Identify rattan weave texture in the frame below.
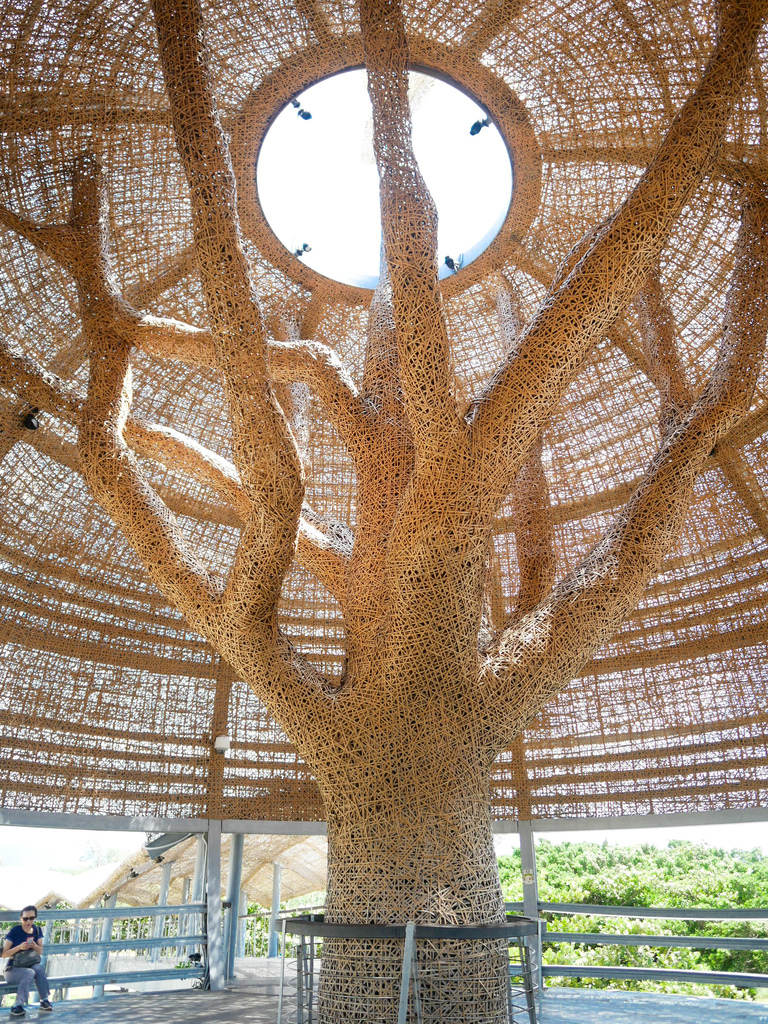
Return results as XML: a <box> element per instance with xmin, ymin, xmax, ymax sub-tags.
<box><xmin>0</xmin><ymin>0</ymin><xmax>766</xmax><ymax>838</ymax></box>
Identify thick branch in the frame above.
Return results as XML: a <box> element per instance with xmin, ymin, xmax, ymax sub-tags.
<box><xmin>133</xmin><ymin>318</ymin><xmax>368</xmax><ymax>457</ymax></box>
<box><xmin>80</xmin><ymin>332</ymin><xmax>222</xmax><ymax>621</ymax></box>
<box><xmin>360</xmin><ymin>0</ymin><xmax>462</xmax><ymax>453</ymax></box>
<box><xmin>480</xmin><ymin>193</ymin><xmax>768</xmax><ymax>749</ymax></box>
<box><xmin>153</xmin><ymin>0</ymin><xmax>304</xmax><ymax>625</ymax></box>
<box><xmin>0</xmin><ymin>336</ymin><xmax>350</xmax><ymax>603</ymax></box>
<box><xmin>345</xmin><ymin>260</ymin><xmax>416</xmax><ymax>676</ymax></box>
<box><xmin>470</xmin><ymin>0</ymin><xmax>768</xmax><ymax>505</ymax></box>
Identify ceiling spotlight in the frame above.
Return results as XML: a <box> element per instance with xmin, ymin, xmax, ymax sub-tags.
<box><xmin>213</xmin><ymin>734</ymin><xmax>231</xmax><ymax>753</ymax></box>
<box><xmin>469</xmin><ymin>117</ymin><xmax>491</xmax><ymax>136</ymax></box>
<box><xmin>293</xmin><ymin>243</ymin><xmax>312</xmax><ymax>257</ymax></box>
<box><xmin>22</xmin><ymin>408</ymin><xmax>40</xmax><ymax>430</ymax></box>
<box><xmin>290</xmin><ymin>98</ymin><xmax>312</xmax><ymax>119</ymax></box>
<box><xmin>444</xmin><ymin>255</ymin><xmax>464</xmax><ymax>274</ymax></box>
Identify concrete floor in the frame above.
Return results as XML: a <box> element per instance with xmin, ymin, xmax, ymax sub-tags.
<box><xmin>8</xmin><ymin>956</ymin><xmax>768</xmax><ymax>1024</ymax></box>
<box><xmin>540</xmin><ymin>988</ymin><xmax>768</xmax><ymax>1024</ymax></box>
<box><xmin>7</xmin><ymin>987</ymin><xmax>767</xmax><ymax>1023</ymax></box>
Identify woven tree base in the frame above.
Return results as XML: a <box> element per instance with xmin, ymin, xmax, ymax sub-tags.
<box><xmin>2</xmin><ymin>0</ymin><xmax>768</xmax><ymax>1020</ymax></box>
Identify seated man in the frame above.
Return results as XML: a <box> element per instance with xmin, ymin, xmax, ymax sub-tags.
<box><xmin>2</xmin><ymin>906</ymin><xmax>52</xmax><ymax>1016</ymax></box>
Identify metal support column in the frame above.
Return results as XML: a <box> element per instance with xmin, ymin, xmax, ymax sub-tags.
<box><xmin>206</xmin><ymin>820</ymin><xmax>224</xmax><ymax>991</ymax></box>
<box><xmin>267</xmin><ymin>861</ymin><xmax>283</xmax><ymax>958</ymax></box>
<box><xmin>519</xmin><ymin>819</ymin><xmax>541</xmax><ymax>1012</ymax></box>
<box><xmin>225</xmin><ymin>832</ymin><xmax>244</xmax><ymax>981</ymax></box>
<box><xmin>151</xmin><ymin>860</ymin><xmax>172</xmax><ymax>963</ymax></box>
<box><xmin>93</xmin><ymin>893</ymin><xmax>117</xmax><ymax>998</ymax></box>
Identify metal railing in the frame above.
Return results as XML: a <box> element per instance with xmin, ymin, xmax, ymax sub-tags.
<box><xmin>277</xmin><ymin>914</ymin><xmax>540</xmax><ymax>1024</ymax></box>
<box><xmin>0</xmin><ymin>905</ymin><xmax>207</xmax><ymax>1000</ymax></box>
<box><xmin>518</xmin><ymin>901</ymin><xmax>768</xmax><ymax>991</ymax></box>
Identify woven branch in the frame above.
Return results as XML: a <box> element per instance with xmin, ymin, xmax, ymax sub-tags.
<box><xmin>469</xmin><ymin>0</ymin><xmax>768</xmax><ymax>506</ymax></box>
<box><xmin>482</xmin><ymin>192</ymin><xmax>768</xmax><ymax>748</ymax></box>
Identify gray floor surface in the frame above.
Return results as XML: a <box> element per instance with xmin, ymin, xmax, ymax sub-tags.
<box><xmin>7</xmin><ymin>984</ymin><xmax>768</xmax><ymax>1023</ymax></box>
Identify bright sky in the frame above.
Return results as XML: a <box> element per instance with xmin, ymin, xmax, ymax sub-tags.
<box><xmin>494</xmin><ymin>821</ymin><xmax>768</xmax><ymax>857</ymax></box>
<box><xmin>0</xmin><ymin>826</ymin><xmax>145</xmax><ymax>871</ymax></box>
<box><xmin>0</xmin><ymin>820</ymin><xmax>767</xmax><ymax>879</ymax></box>
<box><xmin>257</xmin><ymin>69</ymin><xmax>512</xmax><ymax>288</ymax></box>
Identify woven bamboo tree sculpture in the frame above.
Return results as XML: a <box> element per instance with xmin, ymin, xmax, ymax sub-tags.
<box><xmin>2</xmin><ymin>0</ymin><xmax>768</xmax><ymax>1018</ymax></box>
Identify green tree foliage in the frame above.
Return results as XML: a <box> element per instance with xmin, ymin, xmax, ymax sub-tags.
<box><xmin>498</xmin><ymin>840</ymin><xmax>768</xmax><ymax>999</ymax></box>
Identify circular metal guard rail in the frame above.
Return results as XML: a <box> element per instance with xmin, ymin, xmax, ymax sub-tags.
<box><xmin>278</xmin><ymin>914</ymin><xmax>543</xmax><ymax>1023</ymax></box>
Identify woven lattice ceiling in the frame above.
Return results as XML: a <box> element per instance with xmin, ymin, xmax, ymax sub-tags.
<box><xmin>0</xmin><ymin>0</ymin><xmax>767</xmax><ymax>825</ymax></box>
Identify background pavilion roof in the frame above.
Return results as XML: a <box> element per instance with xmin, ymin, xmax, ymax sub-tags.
<box><xmin>0</xmin><ymin>0</ymin><xmax>767</xmax><ymax>823</ymax></box>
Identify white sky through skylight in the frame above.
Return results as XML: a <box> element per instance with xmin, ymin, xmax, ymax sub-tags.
<box><xmin>257</xmin><ymin>69</ymin><xmax>513</xmax><ymax>288</ymax></box>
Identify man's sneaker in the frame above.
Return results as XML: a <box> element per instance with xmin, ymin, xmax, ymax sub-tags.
<box><xmin>39</xmin><ymin>1001</ymin><xmax>53</xmax><ymax>1012</ymax></box>
<box><xmin>10</xmin><ymin>1006</ymin><xmax>25</xmax><ymax>1017</ymax></box>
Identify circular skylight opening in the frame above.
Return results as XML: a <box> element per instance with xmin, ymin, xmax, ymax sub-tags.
<box><xmin>256</xmin><ymin>69</ymin><xmax>513</xmax><ymax>289</ymax></box>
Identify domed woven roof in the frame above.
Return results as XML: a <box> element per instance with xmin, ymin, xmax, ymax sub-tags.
<box><xmin>0</xmin><ymin>0</ymin><xmax>766</xmax><ymax>823</ymax></box>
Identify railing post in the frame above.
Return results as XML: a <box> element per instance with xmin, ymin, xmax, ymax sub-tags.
<box><xmin>225</xmin><ymin>831</ymin><xmax>244</xmax><ymax>981</ymax></box>
<box><xmin>93</xmin><ymin>893</ymin><xmax>117</xmax><ymax>999</ymax></box>
<box><xmin>398</xmin><ymin>921</ymin><xmax>416</xmax><ymax>1024</ymax></box>
<box><xmin>237</xmin><ymin>889</ymin><xmax>247</xmax><ymax>958</ymax></box>
<box><xmin>206</xmin><ymin>820</ymin><xmax>224</xmax><ymax>991</ymax></box>
<box><xmin>268</xmin><ymin>862</ymin><xmax>283</xmax><ymax>958</ymax></box>
<box><xmin>519</xmin><ymin>819</ymin><xmax>541</xmax><ymax>1014</ymax></box>
<box><xmin>40</xmin><ymin>910</ymin><xmax>54</xmax><ymax>974</ymax></box>
<box><xmin>178</xmin><ymin>876</ymin><xmax>190</xmax><ymax>954</ymax></box>
<box><xmin>190</xmin><ymin>836</ymin><xmax>206</xmax><ymax>955</ymax></box>
<box><xmin>151</xmin><ymin>860</ymin><xmax>173</xmax><ymax>963</ymax></box>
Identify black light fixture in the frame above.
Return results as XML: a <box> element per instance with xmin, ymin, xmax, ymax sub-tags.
<box><xmin>291</xmin><ymin>97</ymin><xmax>312</xmax><ymax>120</ymax></box>
<box><xmin>469</xmin><ymin>117</ymin><xmax>491</xmax><ymax>136</ymax></box>
<box><xmin>22</xmin><ymin>407</ymin><xmax>40</xmax><ymax>431</ymax></box>
<box><xmin>293</xmin><ymin>243</ymin><xmax>312</xmax><ymax>258</ymax></box>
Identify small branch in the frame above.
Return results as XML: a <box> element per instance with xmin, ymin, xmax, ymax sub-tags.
<box><xmin>80</xmin><ymin>331</ymin><xmax>222</xmax><ymax>622</ymax></box>
<box><xmin>0</xmin><ymin>205</ymin><xmax>80</xmax><ymax>269</ymax></box>
<box><xmin>135</xmin><ymin>315</ymin><xmax>216</xmax><ymax>368</ymax></box>
<box><xmin>269</xmin><ymin>339</ymin><xmax>368</xmax><ymax>452</ymax></box>
<box><xmin>490</xmin><ymin>279</ymin><xmax>555</xmax><ymax>626</ymax></box>
<box><xmin>633</xmin><ymin>265</ymin><xmax>694</xmax><ymax>440</ymax></box>
<box><xmin>0</xmin><ymin>337</ymin><xmax>82</xmax><ymax>421</ymax></box>
<box><xmin>507</xmin><ymin>435</ymin><xmax>556</xmax><ymax>623</ymax></box>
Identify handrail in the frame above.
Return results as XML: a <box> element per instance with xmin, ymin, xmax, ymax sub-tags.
<box><xmin>44</xmin><ymin>934</ymin><xmax>207</xmax><ymax>955</ymax></box>
<box><xmin>282</xmin><ymin>914</ymin><xmax>540</xmax><ymax>941</ymax></box>
<box><xmin>0</xmin><ymin>967</ymin><xmax>204</xmax><ymax>992</ymax></box>
<box><xmin>537</xmin><ymin>902</ymin><xmax>768</xmax><ymax>920</ymax></box>
<box><xmin>0</xmin><ymin>904</ymin><xmax>207</xmax><ymax>921</ymax></box>
<box><xmin>545</xmin><ymin>930</ymin><xmax>768</xmax><ymax>951</ymax></box>
<box><xmin>535</xmin><ymin>901</ymin><xmax>768</xmax><ymax>990</ymax></box>
<box><xmin>542</xmin><ymin>965</ymin><xmax>768</xmax><ymax>988</ymax></box>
